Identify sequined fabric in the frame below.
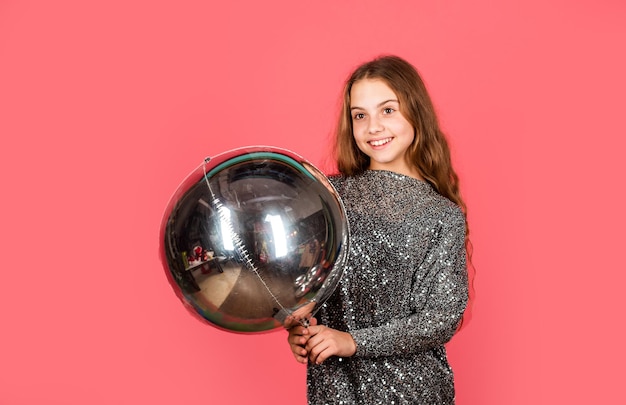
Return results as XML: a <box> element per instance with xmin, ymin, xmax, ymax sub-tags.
<box><xmin>307</xmin><ymin>170</ymin><xmax>468</xmax><ymax>405</ymax></box>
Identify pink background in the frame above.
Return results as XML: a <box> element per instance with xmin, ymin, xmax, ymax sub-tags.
<box><xmin>1</xmin><ymin>0</ymin><xmax>625</xmax><ymax>403</ymax></box>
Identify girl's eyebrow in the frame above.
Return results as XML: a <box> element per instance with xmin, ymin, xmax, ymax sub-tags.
<box><xmin>350</xmin><ymin>99</ymin><xmax>399</xmax><ymax>110</ymax></box>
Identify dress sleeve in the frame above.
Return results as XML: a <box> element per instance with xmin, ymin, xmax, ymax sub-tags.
<box><xmin>349</xmin><ymin>206</ymin><xmax>469</xmax><ymax>358</ymax></box>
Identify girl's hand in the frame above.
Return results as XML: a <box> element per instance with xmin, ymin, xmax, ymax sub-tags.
<box><xmin>286</xmin><ymin>317</ymin><xmax>318</xmax><ymax>364</ymax></box>
<box><xmin>305</xmin><ymin>325</ymin><xmax>357</xmax><ymax>365</ymax></box>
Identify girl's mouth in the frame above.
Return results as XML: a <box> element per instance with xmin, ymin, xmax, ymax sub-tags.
<box><xmin>369</xmin><ymin>137</ymin><xmax>392</xmax><ymax>147</ymax></box>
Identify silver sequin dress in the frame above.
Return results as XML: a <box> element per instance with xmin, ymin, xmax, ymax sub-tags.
<box><xmin>308</xmin><ymin>170</ymin><xmax>468</xmax><ymax>405</ymax></box>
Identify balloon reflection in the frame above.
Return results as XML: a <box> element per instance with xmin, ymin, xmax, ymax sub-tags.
<box><xmin>160</xmin><ymin>146</ymin><xmax>349</xmax><ymax>333</ymax></box>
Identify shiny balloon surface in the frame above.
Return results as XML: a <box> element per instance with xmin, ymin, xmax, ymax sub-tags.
<box><xmin>160</xmin><ymin>146</ymin><xmax>349</xmax><ymax>333</ymax></box>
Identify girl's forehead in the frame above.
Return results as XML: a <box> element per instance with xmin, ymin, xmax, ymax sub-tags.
<box><xmin>350</xmin><ymin>79</ymin><xmax>398</xmax><ymax>104</ymax></box>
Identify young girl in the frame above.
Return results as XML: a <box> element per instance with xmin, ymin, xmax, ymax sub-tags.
<box><xmin>287</xmin><ymin>55</ymin><xmax>470</xmax><ymax>404</ymax></box>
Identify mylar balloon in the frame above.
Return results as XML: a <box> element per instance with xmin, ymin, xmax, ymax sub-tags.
<box><xmin>160</xmin><ymin>146</ymin><xmax>349</xmax><ymax>333</ymax></box>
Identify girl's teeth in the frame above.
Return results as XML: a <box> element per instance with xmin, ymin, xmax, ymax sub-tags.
<box><xmin>371</xmin><ymin>138</ymin><xmax>391</xmax><ymax>146</ymax></box>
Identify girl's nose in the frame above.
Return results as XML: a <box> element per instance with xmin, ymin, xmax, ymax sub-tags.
<box><xmin>368</xmin><ymin>117</ymin><xmax>383</xmax><ymax>134</ymax></box>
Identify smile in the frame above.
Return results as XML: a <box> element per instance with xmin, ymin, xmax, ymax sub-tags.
<box><xmin>369</xmin><ymin>137</ymin><xmax>392</xmax><ymax>147</ymax></box>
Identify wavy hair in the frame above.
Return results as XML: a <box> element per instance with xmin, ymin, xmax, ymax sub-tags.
<box><xmin>334</xmin><ymin>55</ymin><xmax>474</xmax><ymax>328</ymax></box>
<box><xmin>336</xmin><ymin>56</ymin><xmax>466</xmax><ymax>214</ymax></box>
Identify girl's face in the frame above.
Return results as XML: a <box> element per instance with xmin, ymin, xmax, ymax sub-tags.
<box><xmin>350</xmin><ymin>79</ymin><xmax>419</xmax><ymax>178</ymax></box>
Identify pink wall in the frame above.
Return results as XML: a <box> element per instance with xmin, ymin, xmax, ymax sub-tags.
<box><xmin>1</xmin><ymin>1</ymin><xmax>625</xmax><ymax>403</ymax></box>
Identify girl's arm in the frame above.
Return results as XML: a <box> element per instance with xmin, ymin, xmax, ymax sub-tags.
<box><xmin>349</xmin><ymin>207</ymin><xmax>469</xmax><ymax>358</ymax></box>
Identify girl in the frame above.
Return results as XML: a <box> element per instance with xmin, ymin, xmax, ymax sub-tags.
<box><xmin>287</xmin><ymin>55</ymin><xmax>470</xmax><ymax>404</ymax></box>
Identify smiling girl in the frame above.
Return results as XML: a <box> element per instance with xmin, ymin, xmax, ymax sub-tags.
<box><xmin>287</xmin><ymin>55</ymin><xmax>471</xmax><ymax>404</ymax></box>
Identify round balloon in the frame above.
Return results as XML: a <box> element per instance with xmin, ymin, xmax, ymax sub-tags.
<box><xmin>159</xmin><ymin>146</ymin><xmax>349</xmax><ymax>333</ymax></box>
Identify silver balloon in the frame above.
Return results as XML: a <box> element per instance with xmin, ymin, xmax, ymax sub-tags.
<box><xmin>160</xmin><ymin>146</ymin><xmax>349</xmax><ymax>333</ymax></box>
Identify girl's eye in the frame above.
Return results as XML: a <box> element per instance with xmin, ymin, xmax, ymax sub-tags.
<box><xmin>353</xmin><ymin>113</ymin><xmax>365</xmax><ymax>120</ymax></box>
<box><xmin>383</xmin><ymin>107</ymin><xmax>395</xmax><ymax>114</ymax></box>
